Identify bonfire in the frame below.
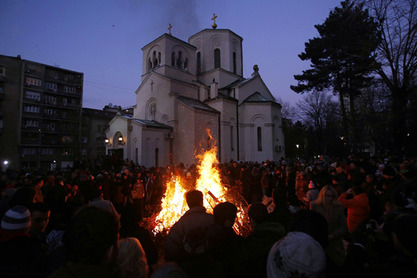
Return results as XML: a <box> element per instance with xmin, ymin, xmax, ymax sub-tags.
<box><xmin>145</xmin><ymin>135</ymin><xmax>250</xmax><ymax>237</ymax></box>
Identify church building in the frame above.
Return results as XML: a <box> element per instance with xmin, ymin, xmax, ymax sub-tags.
<box><xmin>105</xmin><ymin>18</ymin><xmax>285</xmax><ymax>168</ymax></box>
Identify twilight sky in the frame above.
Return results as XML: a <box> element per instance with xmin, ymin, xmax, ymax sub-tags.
<box><xmin>1</xmin><ymin>0</ymin><xmax>340</xmax><ymax>110</ymax></box>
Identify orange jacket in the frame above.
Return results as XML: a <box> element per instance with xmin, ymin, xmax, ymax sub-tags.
<box><xmin>338</xmin><ymin>192</ymin><xmax>370</xmax><ymax>232</ymax></box>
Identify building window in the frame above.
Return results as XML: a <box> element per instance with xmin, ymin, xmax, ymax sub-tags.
<box><xmin>45</xmin><ymin>82</ymin><xmax>57</xmax><ymax>92</ymax></box>
<box><xmin>45</xmin><ymin>122</ymin><xmax>55</xmax><ymax>131</ymax></box>
<box><xmin>24</xmin><ymin>105</ymin><xmax>40</xmax><ymax>113</ymax></box>
<box><xmin>44</xmin><ymin>108</ymin><xmax>56</xmax><ymax>115</ymax></box>
<box><xmin>62</xmin><ymin>149</ymin><xmax>72</xmax><ymax>155</ymax></box>
<box><xmin>171</xmin><ymin>52</ymin><xmax>175</xmax><ymax>66</ymax></box>
<box><xmin>24</xmin><ymin>119</ymin><xmax>39</xmax><ymax>128</ymax></box>
<box><xmin>233</xmin><ymin>52</ymin><xmax>237</xmax><ymax>74</ymax></box>
<box><xmin>214</xmin><ymin>48</ymin><xmax>221</xmax><ymax>68</ymax></box>
<box><xmin>230</xmin><ymin>126</ymin><xmax>234</xmax><ymax>151</ymax></box>
<box><xmin>0</xmin><ymin>67</ymin><xmax>6</xmax><ymax>77</ymax></box>
<box><xmin>45</xmin><ymin>95</ymin><xmax>57</xmax><ymax>105</ymax></box>
<box><xmin>23</xmin><ymin>148</ymin><xmax>37</xmax><ymax>155</ymax></box>
<box><xmin>197</xmin><ymin>52</ymin><xmax>201</xmax><ymax>74</ymax></box>
<box><xmin>64</xmin><ymin>86</ymin><xmax>76</xmax><ymax>93</ymax></box>
<box><xmin>26</xmin><ymin>77</ymin><xmax>42</xmax><ymax>86</ymax></box>
<box><xmin>257</xmin><ymin>127</ymin><xmax>262</xmax><ymax>151</ymax></box>
<box><xmin>150</xmin><ymin>103</ymin><xmax>156</xmax><ymax>120</ymax></box>
<box><xmin>176</xmin><ymin>51</ymin><xmax>183</xmax><ymax>69</ymax></box>
<box><xmin>25</xmin><ymin>91</ymin><xmax>41</xmax><ymax>101</ymax></box>
<box><xmin>41</xmin><ymin>148</ymin><xmax>54</xmax><ymax>155</ymax></box>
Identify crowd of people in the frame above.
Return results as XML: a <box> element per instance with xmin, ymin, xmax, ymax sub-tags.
<box><xmin>0</xmin><ymin>153</ymin><xmax>416</xmax><ymax>277</ymax></box>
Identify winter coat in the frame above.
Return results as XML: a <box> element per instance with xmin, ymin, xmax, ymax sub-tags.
<box><xmin>165</xmin><ymin>205</ymin><xmax>213</xmax><ymax>261</ymax></box>
<box><xmin>241</xmin><ymin>221</ymin><xmax>286</xmax><ymax>278</ymax></box>
<box><xmin>311</xmin><ymin>202</ymin><xmax>347</xmax><ymax>266</ymax></box>
<box><xmin>338</xmin><ymin>192</ymin><xmax>370</xmax><ymax>232</ymax></box>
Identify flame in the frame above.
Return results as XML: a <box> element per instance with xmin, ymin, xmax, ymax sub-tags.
<box><xmin>151</xmin><ymin>130</ymin><xmax>250</xmax><ymax>236</ymax></box>
<box><xmin>153</xmin><ymin>176</ymin><xmax>188</xmax><ymax>234</ymax></box>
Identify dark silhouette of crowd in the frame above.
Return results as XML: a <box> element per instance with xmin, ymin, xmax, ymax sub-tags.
<box><xmin>0</xmin><ymin>153</ymin><xmax>416</xmax><ymax>277</ymax></box>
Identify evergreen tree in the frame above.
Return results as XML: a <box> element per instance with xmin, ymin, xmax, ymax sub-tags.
<box><xmin>291</xmin><ymin>0</ymin><xmax>380</xmax><ymax>153</ymax></box>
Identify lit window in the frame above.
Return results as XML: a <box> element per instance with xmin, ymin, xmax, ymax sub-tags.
<box><xmin>26</xmin><ymin>77</ymin><xmax>42</xmax><ymax>86</ymax></box>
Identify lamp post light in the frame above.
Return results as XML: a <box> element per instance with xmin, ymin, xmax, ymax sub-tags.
<box><xmin>118</xmin><ymin>135</ymin><xmax>125</xmax><ymax>145</ymax></box>
<box><xmin>2</xmin><ymin>160</ymin><xmax>9</xmax><ymax>172</ymax></box>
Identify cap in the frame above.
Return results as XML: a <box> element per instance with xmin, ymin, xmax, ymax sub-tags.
<box><xmin>1</xmin><ymin>205</ymin><xmax>31</xmax><ymax>230</ymax></box>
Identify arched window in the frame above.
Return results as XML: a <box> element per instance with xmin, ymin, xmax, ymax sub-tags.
<box><xmin>158</xmin><ymin>52</ymin><xmax>161</xmax><ymax>65</ymax></box>
<box><xmin>233</xmin><ymin>52</ymin><xmax>237</xmax><ymax>74</ymax></box>
<box><xmin>152</xmin><ymin>51</ymin><xmax>157</xmax><ymax>68</ymax></box>
<box><xmin>171</xmin><ymin>52</ymin><xmax>175</xmax><ymax>66</ymax></box>
<box><xmin>257</xmin><ymin>127</ymin><xmax>262</xmax><ymax>151</ymax></box>
<box><xmin>214</xmin><ymin>48</ymin><xmax>220</xmax><ymax>68</ymax></box>
<box><xmin>197</xmin><ymin>52</ymin><xmax>201</xmax><ymax>74</ymax></box>
<box><xmin>184</xmin><ymin>58</ymin><xmax>188</xmax><ymax>71</ymax></box>
<box><xmin>150</xmin><ymin>103</ymin><xmax>156</xmax><ymax>120</ymax></box>
<box><xmin>176</xmin><ymin>51</ymin><xmax>183</xmax><ymax>69</ymax></box>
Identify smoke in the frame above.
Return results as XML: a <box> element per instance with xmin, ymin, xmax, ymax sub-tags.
<box><xmin>128</xmin><ymin>0</ymin><xmax>202</xmax><ymax>41</ymax></box>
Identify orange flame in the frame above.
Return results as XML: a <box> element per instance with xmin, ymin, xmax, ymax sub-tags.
<box><xmin>152</xmin><ymin>130</ymin><xmax>249</xmax><ymax>236</ymax></box>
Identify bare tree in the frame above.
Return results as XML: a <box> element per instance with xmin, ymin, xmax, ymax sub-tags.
<box><xmin>275</xmin><ymin>96</ymin><xmax>297</xmax><ymax>121</ymax></box>
<box><xmin>360</xmin><ymin>0</ymin><xmax>417</xmax><ymax>153</ymax></box>
<box><xmin>296</xmin><ymin>91</ymin><xmax>340</xmax><ymax>154</ymax></box>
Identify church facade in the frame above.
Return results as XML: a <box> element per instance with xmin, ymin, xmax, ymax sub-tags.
<box><xmin>105</xmin><ymin>24</ymin><xmax>285</xmax><ymax>168</ymax></box>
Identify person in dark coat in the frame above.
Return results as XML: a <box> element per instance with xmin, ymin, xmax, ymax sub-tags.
<box><xmin>242</xmin><ymin>202</ymin><xmax>286</xmax><ymax>278</ymax></box>
<box><xmin>165</xmin><ymin>190</ymin><xmax>214</xmax><ymax>262</ymax></box>
<box><xmin>0</xmin><ymin>205</ymin><xmax>43</xmax><ymax>278</ymax></box>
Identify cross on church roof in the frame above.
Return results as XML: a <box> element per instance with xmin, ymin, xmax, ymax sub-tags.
<box><xmin>211</xmin><ymin>13</ymin><xmax>217</xmax><ymax>29</ymax></box>
<box><xmin>168</xmin><ymin>24</ymin><xmax>172</xmax><ymax>35</ymax></box>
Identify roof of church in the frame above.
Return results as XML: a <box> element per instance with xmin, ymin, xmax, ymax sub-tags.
<box><xmin>220</xmin><ymin>72</ymin><xmax>260</xmax><ymax>90</ymax></box>
<box><xmin>189</xmin><ymin>28</ymin><xmax>243</xmax><ymax>41</ymax></box>
<box><xmin>242</xmin><ymin>92</ymin><xmax>275</xmax><ymax>103</ymax></box>
<box><xmin>120</xmin><ymin>115</ymin><xmax>172</xmax><ymax>129</ymax></box>
<box><xmin>142</xmin><ymin>33</ymin><xmax>197</xmax><ymax>50</ymax></box>
<box><xmin>177</xmin><ymin>95</ymin><xmax>220</xmax><ymax>113</ymax></box>
<box><xmin>220</xmin><ymin>78</ymin><xmax>247</xmax><ymax>90</ymax></box>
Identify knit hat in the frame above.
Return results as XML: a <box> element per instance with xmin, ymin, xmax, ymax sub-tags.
<box><xmin>1</xmin><ymin>205</ymin><xmax>31</xmax><ymax>231</ymax></box>
<box><xmin>267</xmin><ymin>232</ymin><xmax>326</xmax><ymax>278</ymax></box>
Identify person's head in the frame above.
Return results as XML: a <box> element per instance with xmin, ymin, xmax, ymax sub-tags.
<box><xmin>29</xmin><ymin>202</ymin><xmax>51</xmax><ymax>235</ymax></box>
<box><xmin>365</xmin><ymin>174</ymin><xmax>374</xmax><ymax>184</ymax></box>
<box><xmin>213</xmin><ymin>202</ymin><xmax>237</xmax><ymax>227</ymax></box>
<box><xmin>267</xmin><ymin>232</ymin><xmax>326</xmax><ymax>278</ymax></box>
<box><xmin>9</xmin><ymin>186</ymin><xmax>36</xmax><ymax>208</ymax></box>
<box><xmin>336</xmin><ymin>165</ymin><xmax>344</xmax><ymax>174</ymax></box>
<box><xmin>248</xmin><ymin>202</ymin><xmax>268</xmax><ymax>227</ymax></box>
<box><xmin>185</xmin><ymin>190</ymin><xmax>203</xmax><ymax>209</ymax></box>
<box><xmin>351</xmin><ymin>183</ymin><xmax>364</xmax><ymax>195</ymax></box>
<box><xmin>32</xmin><ymin>176</ymin><xmax>44</xmax><ymax>188</ymax></box>
<box><xmin>1</xmin><ymin>205</ymin><xmax>31</xmax><ymax>232</ymax></box>
<box><xmin>315</xmin><ymin>185</ymin><xmax>338</xmax><ymax>207</ymax></box>
<box><xmin>64</xmin><ymin>205</ymin><xmax>119</xmax><ymax>265</ymax></box>
<box><xmin>118</xmin><ymin>237</ymin><xmax>149</xmax><ymax>278</ymax></box>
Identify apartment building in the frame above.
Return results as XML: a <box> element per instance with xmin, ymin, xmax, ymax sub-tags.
<box><xmin>0</xmin><ymin>54</ymin><xmax>83</xmax><ymax>170</ymax></box>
